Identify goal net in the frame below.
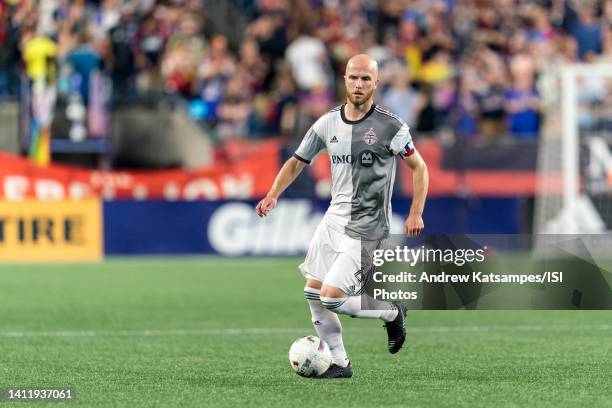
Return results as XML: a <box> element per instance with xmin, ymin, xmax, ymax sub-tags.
<box><xmin>534</xmin><ymin>63</ymin><xmax>612</xmax><ymax>234</ymax></box>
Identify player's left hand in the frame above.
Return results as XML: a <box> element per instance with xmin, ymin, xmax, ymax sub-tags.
<box><xmin>404</xmin><ymin>213</ymin><xmax>424</xmax><ymax>236</ymax></box>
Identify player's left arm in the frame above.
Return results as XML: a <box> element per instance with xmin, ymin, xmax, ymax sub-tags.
<box><xmin>402</xmin><ymin>149</ymin><xmax>428</xmax><ymax>236</ymax></box>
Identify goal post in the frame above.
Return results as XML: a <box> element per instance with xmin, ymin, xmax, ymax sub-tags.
<box><xmin>535</xmin><ymin>63</ymin><xmax>612</xmax><ymax>234</ymax></box>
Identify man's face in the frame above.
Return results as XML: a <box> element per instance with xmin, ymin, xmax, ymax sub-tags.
<box><xmin>344</xmin><ymin>62</ymin><xmax>378</xmax><ymax>106</ymax></box>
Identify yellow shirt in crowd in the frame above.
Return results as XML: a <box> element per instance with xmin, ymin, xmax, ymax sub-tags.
<box><xmin>24</xmin><ymin>36</ymin><xmax>57</xmax><ymax>81</ymax></box>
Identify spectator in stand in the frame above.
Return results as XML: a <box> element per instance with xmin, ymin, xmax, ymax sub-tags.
<box><xmin>301</xmin><ymin>79</ymin><xmax>333</xmax><ymax>120</ymax></box>
<box><xmin>268</xmin><ymin>59</ymin><xmax>299</xmax><ymax>139</ymax></box>
<box><xmin>451</xmin><ymin>66</ymin><xmax>480</xmax><ymax>141</ymax></box>
<box><xmin>65</xmin><ymin>31</ymin><xmax>101</xmax><ymax>105</ymax></box>
<box><xmin>599</xmin><ymin>23</ymin><xmax>612</xmax><ymax>63</ymax></box>
<box><xmin>161</xmin><ymin>42</ymin><xmax>194</xmax><ymax>97</ymax></box>
<box><xmin>571</xmin><ymin>6</ymin><xmax>603</xmax><ymax>60</ymax></box>
<box><xmin>91</xmin><ymin>0</ymin><xmax>121</xmax><ymax>41</ymax></box>
<box><xmin>398</xmin><ymin>11</ymin><xmax>423</xmax><ymax>76</ymax></box>
<box><xmin>477</xmin><ymin>52</ymin><xmax>508</xmax><ymax>142</ymax></box>
<box><xmin>472</xmin><ymin>4</ymin><xmax>507</xmax><ymax>53</ymax></box>
<box><xmin>505</xmin><ymin>54</ymin><xmax>541</xmax><ymax>140</ymax></box>
<box><xmin>415</xmin><ymin>84</ymin><xmax>437</xmax><ymax>133</ymax></box>
<box><xmin>238</xmin><ymin>37</ymin><xmax>268</xmax><ymax>94</ymax></box>
<box><xmin>194</xmin><ymin>34</ymin><xmax>236</xmax><ymax>123</ymax></box>
<box><xmin>246</xmin><ymin>93</ymin><xmax>276</xmax><ymax>137</ymax></box>
<box><xmin>527</xmin><ymin>4</ymin><xmax>556</xmax><ymax>45</ymax></box>
<box><xmin>362</xmin><ymin>28</ymin><xmax>394</xmax><ymax>70</ymax></box>
<box><xmin>420</xmin><ymin>2</ymin><xmax>456</xmax><ymax>56</ymax></box>
<box><xmin>381</xmin><ymin>63</ymin><xmax>421</xmax><ymax>127</ymax></box>
<box><xmin>247</xmin><ymin>11</ymin><xmax>288</xmax><ymax>73</ymax></box>
<box><xmin>217</xmin><ymin>70</ymin><xmax>251</xmax><ymax>140</ymax></box>
<box><xmin>0</xmin><ymin>2</ymin><xmax>22</xmax><ymax>97</ymax></box>
<box><xmin>22</xmin><ymin>28</ymin><xmax>57</xmax><ymax>83</ymax></box>
<box><xmin>285</xmin><ymin>26</ymin><xmax>329</xmax><ymax>91</ymax></box>
<box><xmin>133</xmin><ymin>12</ymin><xmax>164</xmax><ymax>93</ymax></box>
<box><xmin>161</xmin><ymin>11</ymin><xmax>206</xmax><ymax>98</ymax></box>
<box><xmin>109</xmin><ymin>11</ymin><xmax>137</xmax><ymax>94</ymax></box>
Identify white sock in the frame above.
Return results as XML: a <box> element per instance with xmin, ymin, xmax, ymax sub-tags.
<box><xmin>320</xmin><ymin>295</ymin><xmax>398</xmax><ymax>322</ymax></box>
<box><xmin>304</xmin><ymin>287</ymin><xmax>349</xmax><ymax>367</ymax></box>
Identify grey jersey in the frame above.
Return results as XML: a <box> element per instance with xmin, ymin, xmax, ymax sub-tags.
<box><xmin>294</xmin><ymin>104</ymin><xmax>414</xmax><ymax>240</ymax></box>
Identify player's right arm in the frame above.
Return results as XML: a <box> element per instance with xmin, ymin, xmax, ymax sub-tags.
<box><xmin>256</xmin><ymin>117</ymin><xmax>328</xmax><ymax>217</ymax></box>
<box><xmin>256</xmin><ymin>157</ymin><xmax>307</xmax><ymax>217</ymax></box>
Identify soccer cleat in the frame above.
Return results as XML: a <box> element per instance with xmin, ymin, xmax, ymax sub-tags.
<box><xmin>384</xmin><ymin>302</ymin><xmax>406</xmax><ymax>354</ymax></box>
<box><xmin>315</xmin><ymin>362</ymin><xmax>353</xmax><ymax>379</ymax></box>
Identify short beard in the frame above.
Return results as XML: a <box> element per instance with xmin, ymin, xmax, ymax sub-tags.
<box><xmin>347</xmin><ymin>92</ymin><xmax>372</xmax><ymax>106</ymax></box>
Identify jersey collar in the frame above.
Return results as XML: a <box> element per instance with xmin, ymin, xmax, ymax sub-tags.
<box><xmin>340</xmin><ymin>103</ymin><xmax>376</xmax><ymax>125</ymax></box>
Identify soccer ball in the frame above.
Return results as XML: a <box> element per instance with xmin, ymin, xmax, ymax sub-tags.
<box><xmin>288</xmin><ymin>335</ymin><xmax>332</xmax><ymax>377</ymax></box>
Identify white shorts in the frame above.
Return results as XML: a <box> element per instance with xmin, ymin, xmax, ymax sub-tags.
<box><xmin>299</xmin><ymin>219</ymin><xmax>378</xmax><ymax>296</ymax></box>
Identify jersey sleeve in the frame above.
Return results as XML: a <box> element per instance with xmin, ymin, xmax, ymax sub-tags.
<box><xmin>293</xmin><ymin>123</ymin><xmax>326</xmax><ymax>164</ymax></box>
<box><xmin>389</xmin><ymin>123</ymin><xmax>415</xmax><ymax>159</ymax></box>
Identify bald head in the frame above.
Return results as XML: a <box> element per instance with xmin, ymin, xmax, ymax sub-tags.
<box><xmin>345</xmin><ymin>54</ymin><xmax>379</xmax><ymax>79</ymax></box>
<box><xmin>344</xmin><ymin>54</ymin><xmax>379</xmax><ymax>107</ymax></box>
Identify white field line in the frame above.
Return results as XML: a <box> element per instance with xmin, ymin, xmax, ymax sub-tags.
<box><xmin>1</xmin><ymin>324</ymin><xmax>612</xmax><ymax>338</ymax></box>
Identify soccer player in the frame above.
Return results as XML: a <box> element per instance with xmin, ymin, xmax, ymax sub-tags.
<box><xmin>256</xmin><ymin>54</ymin><xmax>429</xmax><ymax>378</ymax></box>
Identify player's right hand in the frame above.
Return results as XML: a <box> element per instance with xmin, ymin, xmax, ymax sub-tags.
<box><xmin>255</xmin><ymin>196</ymin><xmax>277</xmax><ymax>217</ymax></box>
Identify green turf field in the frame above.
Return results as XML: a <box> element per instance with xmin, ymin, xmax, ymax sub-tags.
<box><xmin>1</xmin><ymin>258</ymin><xmax>611</xmax><ymax>407</ymax></box>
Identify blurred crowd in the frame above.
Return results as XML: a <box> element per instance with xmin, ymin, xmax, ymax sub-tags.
<box><xmin>2</xmin><ymin>0</ymin><xmax>612</xmax><ymax>144</ymax></box>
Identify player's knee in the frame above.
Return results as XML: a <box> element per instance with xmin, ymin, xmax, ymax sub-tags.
<box><xmin>305</xmin><ymin>279</ymin><xmax>322</xmax><ymax>290</ymax></box>
<box><xmin>303</xmin><ymin>286</ymin><xmax>321</xmax><ymax>302</ymax></box>
<box><xmin>320</xmin><ymin>284</ymin><xmax>347</xmax><ymax>299</ymax></box>
<box><xmin>320</xmin><ymin>296</ymin><xmax>347</xmax><ymax>311</ymax></box>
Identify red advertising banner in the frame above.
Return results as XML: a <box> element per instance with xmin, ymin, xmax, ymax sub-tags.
<box><xmin>0</xmin><ymin>138</ymin><xmax>553</xmax><ymax>201</ymax></box>
<box><xmin>0</xmin><ymin>140</ymin><xmax>280</xmax><ymax>201</ymax></box>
